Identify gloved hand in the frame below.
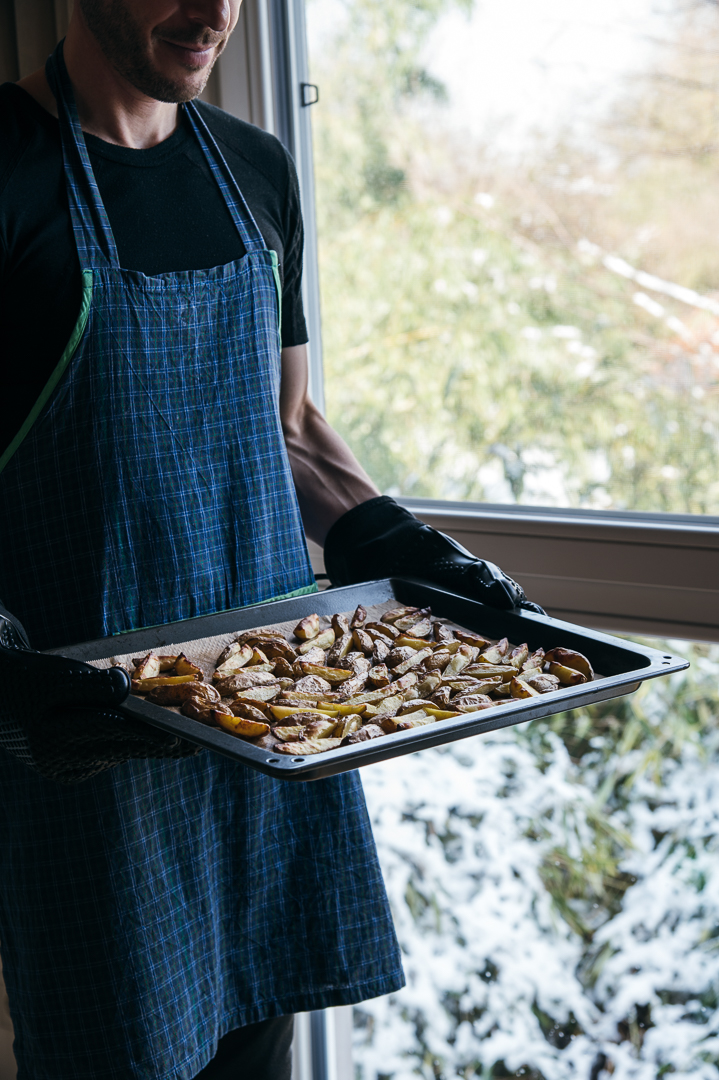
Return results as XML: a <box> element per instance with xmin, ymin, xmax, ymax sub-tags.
<box><xmin>323</xmin><ymin>496</ymin><xmax>545</xmax><ymax>614</ymax></box>
<box><xmin>0</xmin><ymin>602</ymin><xmax>198</xmax><ymax>784</ymax></box>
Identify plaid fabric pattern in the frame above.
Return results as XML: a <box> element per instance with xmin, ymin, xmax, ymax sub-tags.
<box><xmin>0</xmin><ymin>42</ymin><xmax>404</xmax><ymax>1079</ymax></box>
<box><xmin>0</xmin><ymin>42</ymin><xmax>314</xmax><ymax>651</ymax></box>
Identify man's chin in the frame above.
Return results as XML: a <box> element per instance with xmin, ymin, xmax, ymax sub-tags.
<box><xmin>128</xmin><ymin>65</ymin><xmax>212</xmax><ymax>103</ymax></box>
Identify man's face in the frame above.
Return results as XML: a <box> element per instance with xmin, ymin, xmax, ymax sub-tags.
<box><xmin>78</xmin><ymin>0</ymin><xmax>242</xmax><ymax>102</ymax></box>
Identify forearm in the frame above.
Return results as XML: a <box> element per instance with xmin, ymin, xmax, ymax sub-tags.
<box><xmin>283</xmin><ymin>398</ymin><xmax>379</xmax><ymax>545</ymax></box>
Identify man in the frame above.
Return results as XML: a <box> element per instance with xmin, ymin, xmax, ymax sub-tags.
<box><xmin>0</xmin><ymin>2</ymin><xmax>538</xmax><ymax>1076</ymax></box>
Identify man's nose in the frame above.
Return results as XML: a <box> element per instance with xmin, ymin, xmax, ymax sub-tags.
<box><xmin>184</xmin><ymin>1</ymin><xmax>235</xmax><ymax>33</ymax></box>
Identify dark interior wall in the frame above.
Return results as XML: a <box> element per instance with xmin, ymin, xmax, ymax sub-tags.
<box><xmin>0</xmin><ymin>0</ymin><xmax>260</xmax><ymax>128</ymax></box>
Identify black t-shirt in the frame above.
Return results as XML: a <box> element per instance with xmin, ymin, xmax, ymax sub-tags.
<box><xmin>0</xmin><ymin>84</ymin><xmax>308</xmax><ymax>457</ymax></box>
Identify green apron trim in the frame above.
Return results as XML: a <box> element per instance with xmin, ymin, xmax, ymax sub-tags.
<box><xmin>270</xmin><ymin>250</ymin><xmax>282</xmax><ymax>332</ymax></box>
<box><xmin>0</xmin><ymin>269</ymin><xmax>93</xmax><ymax>476</ymax></box>
<box><xmin>112</xmin><ymin>582</ymin><xmax>319</xmax><ymax>637</ymax></box>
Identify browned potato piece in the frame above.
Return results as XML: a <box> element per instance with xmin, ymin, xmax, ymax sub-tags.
<box><xmin>214</xmin><ymin>671</ymin><xmax>278</xmax><ymax>693</ymax></box>
<box><xmin>508</xmin><ymin>644</ymin><xmax>529</xmax><ymax>670</ymax></box>
<box><xmin>366</xmin><ymin>622</ymin><xmax>399</xmax><ymax>641</ymax></box>
<box><xmin>510</xmin><ymin>677</ymin><xmax>541</xmax><ymax>699</ymax></box>
<box><xmin>272</xmin><ymin>725</ymin><xmax>308</xmax><ymax>741</ymax></box>
<box><xmin>544</xmin><ymin>648</ymin><xmax>594</xmax><ymax>681</ymax></box>
<box><xmin>526</xmin><ymin>673</ymin><xmax>561</xmax><ymax>693</ymax></box>
<box><xmin>294</xmin><ymin>613</ymin><xmax>320</xmax><ymax>641</ymax></box>
<box><xmin>480</xmin><ymin>638</ymin><xmax>510</xmax><ymax>664</ymax></box>
<box><xmin>132</xmin><ymin>674</ymin><xmax>199</xmax><ymax>692</ymax></box>
<box><xmin>247</xmin><ymin>647</ymin><xmax>270</xmax><ymax>666</ymax></box>
<box><xmin>395</xmin><ymin>713</ymin><xmax>435</xmax><ymax>731</ymax></box>
<box><xmin>292</xmin><ymin>675</ymin><xmax>332</xmax><ymax>694</ymax></box>
<box><xmin>430</xmin><ymin>687</ymin><xmax>452</xmax><ymax>708</ymax></box>
<box><xmin>341</xmin><ymin>724</ymin><xmax>384</xmax><ymax>745</ymax></box>
<box><xmin>326</xmin><ymin>632</ymin><xmax>353</xmax><ymax>666</ymax></box>
<box><xmin>464</xmin><ymin>663</ymin><xmax>516</xmax><ymax>681</ymax></box>
<box><xmin>214</xmin><ymin>644</ymin><xmax>254</xmax><ymax>677</ymax></box>
<box><xmin>336</xmin><ymin>673</ymin><xmax>369</xmax><ymax>699</ymax></box>
<box><xmin>230</xmin><ymin>701</ymin><xmax>273</xmax><ymax>723</ymax></box>
<box><xmin>546</xmin><ymin>662</ymin><xmax>587</xmax><ymax>686</ymax></box>
<box><xmin>453</xmin><ymin>629</ymin><xmax>490</xmax><ymax>650</ymax></box>
<box><xmin>397</xmin><ymin>699</ymin><xmax>435</xmax><ymax>715</ymax></box>
<box><xmin>403</xmin><ymin>618</ymin><xmax>432</xmax><ymax>638</ymax></box>
<box><xmin>293</xmin><ymin>646</ymin><xmax>326</xmax><ymax>672</ymax></box>
<box><xmin>300</xmin><ymin>663</ymin><xmax>354</xmax><ymax>684</ymax></box>
<box><xmin>394</xmin><ymin>635</ymin><xmax>434</xmax><ymax>650</ymax></box>
<box><xmin>297</xmin><ymin>629</ymin><xmax>335</xmax><ymax>654</ymax></box>
<box><xmin>381</xmin><ymin>605</ymin><xmax>419</xmax><ymax>624</ymax></box>
<box><xmin>443</xmin><ymin>645</ymin><xmax>476</xmax><ymax>678</ymax></box>
<box><xmin>434</xmin><ymin>623</ymin><xmax>455</xmax><ymax>644</ymax></box>
<box><xmin>524</xmin><ymin>648</ymin><xmax>546</xmax><ymax>671</ymax></box>
<box><xmin>215</xmin><ymin>640</ymin><xmax>243</xmax><ymax>666</ymax></box>
<box><xmin>452</xmin><ymin>695</ymin><xmax>496</xmax><ymax>712</ymax></box>
<box><xmin>133</xmin><ymin>654</ymin><xmax>161</xmax><ymax>680</ymax></box>
<box><xmin>350</xmin><ymin>605</ymin><xmax>368</xmax><ymax>628</ymax></box>
<box><xmin>272</xmin><ymin>658</ymin><xmax>295</xmax><ymax>679</ymax></box>
<box><xmin>262</xmin><ymin>639</ymin><xmax>298</xmax><ymax>663</ymax></box>
<box><xmin>274</xmin><ymin>738</ymin><xmax>343</xmax><ymax>755</ymax></box>
<box><xmin>181</xmin><ymin>696</ymin><xmax>217</xmax><ymax>722</ymax></box>
<box><xmin>175</xmin><ymin>654</ymin><xmax>203</xmax><ymax>679</ymax></box>
<box><xmin>231</xmin><ymin>685</ymin><xmax>280</xmax><ymax>703</ymax></box>
<box><xmin>344</xmin><ymin>654</ymin><xmax>371</xmax><ymax>676</ymax></box>
<box><xmin>335</xmin><ymin>714</ymin><xmax>363</xmax><ymax>738</ymax></box>
<box><xmin>386</xmin><ymin>646</ymin><xmax>416</xmax><ymax>668</ymax></box>
<box><xmin>216</xmin><ymin>713</ymin><xmax>270</xmax><ymax>738</ymax></box>
<box><xmin>331</xmin><ymin>613</ymin><xmax>351</xmax><ymax>636</ymax></box>
<box><xmin>394</xmin><ymin>611</ymin><xmax>430</xmax><ymax>633</ymax></box>
<box><xmin>393</xmin><ymin>647</ymin><xmax>433</xmax><ymax>676</ymax></box>
<box><xmin>424</xmin><ymin>650</ymin><xmax>453</xmax><ymax>671</ymax></box>
<box><xmin>368</xmin><ymin>664</ymin><xmax>391</xmax><ymax>687</ymax></box>
<box><xmin>304</xmin><ymin>719</ymin><xmax>339</xmax><ymax>740</ymax></box>
<box><xmin>371</xmin><ymin>638</ymin><xmax>391</xmax><ymax>664</ymax></box>
<box><xmin>147</xmin><ymin>682</ymin><xmax>220</xmax><ymax>707</ymax></box>
<box><xmin>352</xmin><ymin>628</ymin><xmax>375</xmax><ymax>655</ymax></box>
<box><xmin>416</xmin><ymin>672</ymin><xmax>442</xmax><ymax>696</ymax></box>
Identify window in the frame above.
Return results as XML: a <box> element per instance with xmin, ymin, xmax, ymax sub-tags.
<box><xmin>306</xmin><ymin>0</ymin><xmax>719</xmax><ymax>516</ymax></box>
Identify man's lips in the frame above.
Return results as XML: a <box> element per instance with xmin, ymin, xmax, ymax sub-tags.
<box><xmin>158</xmin><ymin>39</ymin><xmax>218</xmax><ymax>68</ymax></box>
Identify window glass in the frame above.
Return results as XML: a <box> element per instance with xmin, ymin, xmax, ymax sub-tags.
<box><xmin>307</xmin><ymin>0</ymin><xmax>719</xmax><ymax>513</ymax></box>
<box><xmin>352</xmin><ymin>638</ymin><xmax>719</xmax><ymax>1077</ymax></box>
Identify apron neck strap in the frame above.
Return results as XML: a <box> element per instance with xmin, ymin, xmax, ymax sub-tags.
<box><xmin>45</xmin><ymin>42</ymin><xmax>120</xmax><ymax>270</ymax></box>
<box><xmin>183</xmin><ymin>101</ymin><xmax>267</xmax><ymax>254</ymax></box>
<box><xmin>46</xmin><ymin>41</ymin><xmax>269</xmax><ymax>267</ymax></box>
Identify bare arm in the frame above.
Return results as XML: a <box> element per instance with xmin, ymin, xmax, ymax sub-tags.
<box><xmin>280</xmin><ymin>344</ymin><xmax>380</xmax><ymax>545</ymax></box>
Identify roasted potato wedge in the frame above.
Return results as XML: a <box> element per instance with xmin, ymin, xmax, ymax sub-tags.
<box><xmin>294</xmin><ymin>613</ymin><xmax>320</xmax><ymax>641</ymax></box>
<box><xmin>274</xmin><ymin>738</ymin><xmax>343</xmax><ymax>755</ymax></box>
<box><xmin>350</xmin><ymin>605</ymin><xmax>367</xmax><ymax>628</ymax></box>
<box><xmin>133</xmin><ymin>653</ymin><xmax>161</xmax><ymax>680</ymax></box>
<box><xmin>331</xmin><ymin>613</ymin><xmax>350</xmax><ymax>636</ymax></box>
<box><xmin>510</xmin><ymin>677</ymin><xmax>541</xmax><ymax>699</ymax></box>
<box><xmin>300</xmin><ymin>663</ymin><xmax>354</xmax><ymax>684</ymax></box>
<box><xmin>546</xmin><ymin>662</ymin><xmax>587</xmax><ymax>686</ymax></box>
<box><xmin>175</xmin><ymin>654</ymin><xmax>203</xmax><ymax>679</ymax></box>
<box><xmin>297</xmin><ymin>628</ymin><xmax>335</xmax><ymax>654</ymax></box>
<box><xmin>214</xmin><ymin>643</ymin><xmax>254</xmax><ymax>677</ymax></box>
<box><xmin>132</xmin><ymin>674</ymin><xmax>199</xmax><ymax>692</ymax></box>
<box><xmin>326</xmin><ymin>632</ymin><xmax>353</xmax><ymax>666</ymax></box>
<box><xmin>544</xmin><ymin>648</ymin><xmax>594</xmax><ymax>681</ymax></box>
<box><xmin>147</xmin><ymin>682</ymin><xmax>219</xmax><ymax>707</ymax></box>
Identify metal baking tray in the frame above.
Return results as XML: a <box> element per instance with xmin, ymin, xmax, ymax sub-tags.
<box><xmin>51</xmin><ymin>579</ymin><xmax>689</xmax><ymax>782</ymax></box>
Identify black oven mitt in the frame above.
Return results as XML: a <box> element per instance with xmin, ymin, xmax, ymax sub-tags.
<box><xmin>323</xmin><ymin>496</ymin><xmax>545</xmax><ymax>614</ymax></box>
<box><xmin>0</xmin><ymin>602</ymin><xmax>198</xmax><ymax>784</ymax></box>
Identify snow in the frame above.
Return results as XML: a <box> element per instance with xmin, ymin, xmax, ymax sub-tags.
<box><xmin>353</xmin><ymin>651</ymin><xmax>719</xmax><ymax>1079</ymax></box>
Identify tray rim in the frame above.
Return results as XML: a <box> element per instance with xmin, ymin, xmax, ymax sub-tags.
<box><xmin>51</xmin><ymin>578</ymin><xmax>690</xmax><ymax>781</ymax></box>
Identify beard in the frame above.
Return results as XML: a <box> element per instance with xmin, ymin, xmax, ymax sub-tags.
<box><xmin>78</xmin><ymin>0</ymin><xmax>229</xmax><ymax>102</ymax></box>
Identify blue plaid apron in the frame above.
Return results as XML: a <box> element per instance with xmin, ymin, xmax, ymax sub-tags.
<box><xmin>0</xmin><ymin>43</ymin><xmax>403</xmax><ymax>1080</ymax></box>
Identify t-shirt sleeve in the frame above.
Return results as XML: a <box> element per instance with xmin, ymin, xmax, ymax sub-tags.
<box><xmin>280</xmin><ymin>147</ymin><xmax>308</xmax><ymax>349</ymax></box>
